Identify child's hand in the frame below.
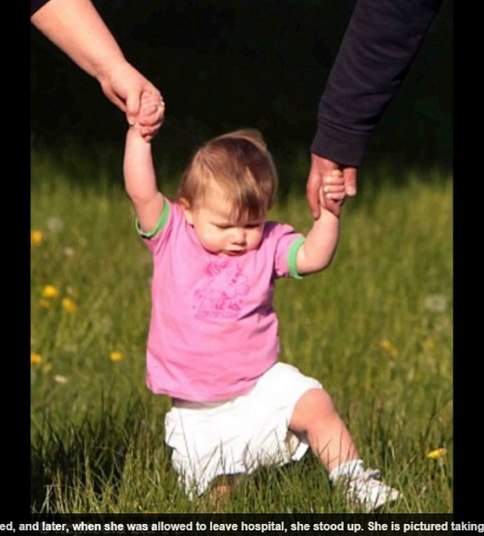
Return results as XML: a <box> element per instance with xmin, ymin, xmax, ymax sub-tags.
<box><xmin>319</xmin><ymin>169</ymin><xmax>345</xmax><ymax>217</ymax></box>
<box><xmin>132</xmin><ymin>91</ymin><xmax>165</xmax><ymax>142</ymax></box>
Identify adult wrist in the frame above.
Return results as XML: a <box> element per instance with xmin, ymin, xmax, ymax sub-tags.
<box><xmin>310</xmin><ymin>121</ymin><xmax>368</xmax><ymax>168</ymax></box>
<box><xmin>94</xmin><ymin>55</ymin><xmax>128</xmax><ymax>84</ymax></box>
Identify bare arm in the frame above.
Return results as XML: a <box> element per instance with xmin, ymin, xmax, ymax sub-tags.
<box><xmin>31</xmin><ymin>0</ymin><xmax>162</xmax><ymax>132</ymax></box>
<box><xmin>123</xmin><ymin>97</ymin><xmax>165</xmax><ymax>232</ymax></box>
<box><xmin>297</xmin><ymin>169</ymin><xmax>344</xmax><ymax>274</ymax></box>
<box><xmin>31</xmin><ymin>0</ymin><xmax>125</xmax><ymax>80</ymax></box>
<box><xmin>296</xmin><ymin>209</ymin><xmax>340</xmax><ymax>275</ymax></box>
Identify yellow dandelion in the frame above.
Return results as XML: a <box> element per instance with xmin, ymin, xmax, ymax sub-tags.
<box><xmin>427</xmin><ymin>448</ymin><xmax>447</xmax><ymax>460</ymax></box>
<box><xmin>110</xmin><ymin>351</ymin><xmax>124</xmax><ymax>363</ymax></box>
<box><xmin>62</xmin><ymin>297</ymin><xmax>77</xmax><ymax>314</ymax></box>
<box><xmin>42</xmin><ymin>285</ymin><xmax>58</xmax><ymax>299</ymax></box>
<box><xmin>31</xmin><ymin>352</ymin><xmax>43</xmax><ymax>365</ymax></box>
<box><xmin>31</xmin><ymin>229</ymin><xmax>43</xmax><ymax>246</ymax></box>
<box><xmin>379</xmin><ymin>338</ymin><xmax>398</xmax><ymax>357</ymax></box>
<box><xmin>43</xmin><ymin>362</ymin><xmax>53</xmax><ymax>374</ymax></box>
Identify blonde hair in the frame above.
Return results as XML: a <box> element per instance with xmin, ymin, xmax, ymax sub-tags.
<box><xmin>178</xmin><ymin>129</ymin><xmax>277</xmax><ymax>221</ymax></box>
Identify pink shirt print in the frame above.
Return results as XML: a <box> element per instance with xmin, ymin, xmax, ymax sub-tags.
<box><xmin>139</xmin><ymin>200</ymin><xmax>305</xmax><ymax>403</ymax></box>
<box><xmin>193</xmin><ymin>259</ymin><xmax>250</xmax><ymax>319</ymax></box>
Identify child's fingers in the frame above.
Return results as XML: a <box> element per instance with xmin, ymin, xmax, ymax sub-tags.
<box><xmin>321</xmin><ymin>197</ymin><xmax>342</xmax><ymax>217</ymax></box>
<box><xmin>322</xmin><ymin>167</ymin><xmax>345</xmax><ymax>202</ymax></box>
<box><xmin>330</xmin><ymin>169</ymin><xmax>343</xmax><ymax>178</ymax></box>
<box><xmin>139</xmin><ymin>109</ymin><xmax>164</xmax><ymax>128</ymax></box>
<box><xmin>322</xmin><ymin>175</ymin><xmax>344</xmax><ymax>186</ymax></box>
<box><xmin>141</xmin><ymin>89</ymin><xmax>164</xmax><ymax>104</ymax></box>
<box><xmin>325</xmin><ymin>191</ymin><xmax>346</xmax><ymax>201</ymax></box>
<box><xmin>323</xmin><ymin>192</ymin><xmax>345</xmax><ymax>202</ymax></box>
<box><xmin>319</xmin><ymin>185</ymin><xmax>345</xmax><ymax>205</ymax></box>
<box><xmin>138</xmin><ymin>91</ymin><xmax>164</xmax><ymax>139</ymax></box>
<box><xmin>140</xmin><ymin>122</ymin><xmax>163</xmax><ymax>140</ymax></box>
<box><xmin>323</xmin><ymin>184</ymin><xmax>345</xmax><ymax>195</ymax></box>
<box><xmin>140</xmin><ymin>125</ymin><xmax>159</xmax><ymax>137</ymax></box>
<box><xmin>139</xmin><ymin>109</ymin><xmax>165</xmax><ymax>133</ymax></box>
<box><xmin>140</xmin><ymin>92</ymin><xmax>165</xmax><ymax>114</ymax></box>
<box><xmin>141</xmin><ymin>102</ymin><xmax>164</xmax><ymax>116</ymax></box>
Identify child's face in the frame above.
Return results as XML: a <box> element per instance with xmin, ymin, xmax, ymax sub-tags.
<box><xmin>181</xmin><ymin>181</ymin><xmax>265</xmax><ymax>257</ymax></box>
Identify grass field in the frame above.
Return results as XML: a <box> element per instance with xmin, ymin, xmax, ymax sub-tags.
<box><xmin>31</xmin><ymin>152</ymin><xmax>452</xmax><ymax>514</ymax></box>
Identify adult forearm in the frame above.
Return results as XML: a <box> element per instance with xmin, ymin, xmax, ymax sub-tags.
<box><xmin>311</xmin><ymin>0</ymin><xmax>444</xmax><ymax>166</ymax></box>
<box><xmin>31</xmin><ymin>0</ymin><xmax>126</xmax><ymax>81</ymax></box>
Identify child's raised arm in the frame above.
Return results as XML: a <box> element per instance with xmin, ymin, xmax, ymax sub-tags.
<box><xmin>296</xmin><ymin>170</ymin><xmax>344</xmax><ymax>275</ymax></box>
<box><xmin>123</xmin><ymin>92</ymin><xmax>165</xmax><ymax>233</ymax></box>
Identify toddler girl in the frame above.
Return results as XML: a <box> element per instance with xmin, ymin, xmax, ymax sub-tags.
<box><xmin>123</xmin><ymin>92</ymin><xmax>400</xmax><ymax>511</ymax></box>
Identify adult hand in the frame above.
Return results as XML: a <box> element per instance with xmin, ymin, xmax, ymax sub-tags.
<box><xmin>31</xmin><ymin>0</ymin><xmax>163</xmax><ymax>141</ymax></box>
<box><xmin>306</xmin><ymin>154</ymin><xmax>358</xmax><ymax>218</ymax></box>
<box><xmin>97</xmin><ymin>61</ymin><xmax>164</xmax><ymax>141</ymax></box>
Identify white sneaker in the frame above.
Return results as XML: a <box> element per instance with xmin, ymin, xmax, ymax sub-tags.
<box><xmin>343</xmin><ymin>468</ymin><xmax>400</xmax><ymax>512</ymax></box>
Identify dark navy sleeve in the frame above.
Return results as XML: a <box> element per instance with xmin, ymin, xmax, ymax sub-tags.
<box><xmin>31</xmin><ymin>0</ymin><xmax>51</xmax><ymax>16</ymax></box>
<box><xmin>310</xmin><ymin>0</ymin><xmax>444</xmax><ymax>167</ymax></box>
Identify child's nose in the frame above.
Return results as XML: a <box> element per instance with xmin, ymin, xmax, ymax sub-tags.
<box><xmin>231</xmin><ymin>228</ymin><xmax>246</xmax><ymax>244</ymax></box>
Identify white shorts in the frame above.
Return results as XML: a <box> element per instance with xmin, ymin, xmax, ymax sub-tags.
<box><xmin>164</xmin><ymin>362</ymin><xmax>323</xmax><ymax>497</ymax></box>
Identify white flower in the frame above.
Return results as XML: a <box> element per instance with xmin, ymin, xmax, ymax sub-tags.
<box><xmin>47</xmin><ymin>216</ymin><xmax>64</xmax><ymax>233</ymax></box>
<box><xmin>423</xmin><ymin>294</ymin><xmax>448</xmax><ymax>313</ymax></box>
<box><xmin>54</xmin><ymin>374</ymin><xmax>68</xmax><ymax>384</ymax></box>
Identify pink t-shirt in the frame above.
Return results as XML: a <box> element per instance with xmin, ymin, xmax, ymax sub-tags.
<box><xmin>138</xmin><ymin>200</ymin><xmax>305</xmax><ymax>402</ymax></box>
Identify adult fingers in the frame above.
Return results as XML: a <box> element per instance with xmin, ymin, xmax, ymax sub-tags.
<box><xmin>99</xmin><ymin>81</ymin><xmax>127</xmax><ymax>113</ymax></box>
<box><xmin>344</xmin><ymin>167</ymin><xmax>358</xmax><ymax>197</ymax></box>
<box><xmin>306</xmin><ymin>173</ymin><xmax>322</xmax><ymax>219</ymax></box>
<box><xmin>125</xmin><ymin>89</ymin><xmax>142</xmax><ymax>126</ymax></box>
<box><xmin>307</xmin><ymin>154</ymin><xmax>341</xmax><ymax>218</ymax></box>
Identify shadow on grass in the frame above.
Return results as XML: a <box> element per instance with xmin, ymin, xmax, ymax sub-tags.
<box><xmin>31</xmin><ymin>396</ymin><xmax>147</xmax><ymax>513</ymax></box>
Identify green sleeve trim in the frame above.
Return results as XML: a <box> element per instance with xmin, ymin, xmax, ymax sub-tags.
<box><xmin>135</xmin><ymin>199</ymin><xmax>171</xmax><ymax>238</ymax></box>
<box><xmin>287</xmin><ymin>236</ymin><xmax>306</xmax><ymax>279</ymax></box>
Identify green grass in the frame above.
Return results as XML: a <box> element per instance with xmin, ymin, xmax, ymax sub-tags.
<box><xmin>31</xmin><ymin>154</ymin><xmax>452</xmax><ymax>513</ymax></box>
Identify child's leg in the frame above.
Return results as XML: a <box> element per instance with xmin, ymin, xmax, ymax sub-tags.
<box><xmin>289</xmin><ymin>388</ymin><xmax>359</xmax><ymax>472</ymax></box>
<box><xmin>289</xmin><ymin>388</ymin><xmax>400</xmax><ymax>511</ymax></box>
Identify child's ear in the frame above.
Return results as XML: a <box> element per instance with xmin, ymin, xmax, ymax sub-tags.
<box><xmin>179</xmin><ymin>198</ymin><xmax>194</xmax><ymax>225</ymax></box>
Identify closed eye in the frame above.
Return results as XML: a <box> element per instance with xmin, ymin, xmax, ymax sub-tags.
<box><xmin>212</xmin><ymin>222</ymin><xmax>262</xmax><ymax>230</ymax></box>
